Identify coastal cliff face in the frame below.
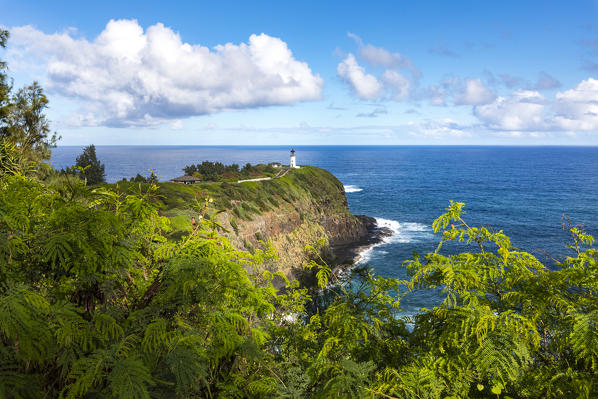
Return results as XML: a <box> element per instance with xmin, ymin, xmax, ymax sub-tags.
<box><xmin>158</xmin><ymin>166</ymin><xmax>374</xmax><ymax>277</ymax></box>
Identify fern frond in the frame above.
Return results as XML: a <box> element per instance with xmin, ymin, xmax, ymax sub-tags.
<box><xmin>107</xmin><ymin>356</ymin><xmax>153</xmax><ymax>399</ymax></box>
<box><xmin>64</xmin><ymin>350</ymin><xmax>110</xmax><ymax>398</ymax></box>
<box><xmin>0</xmin><ymin>287</ymin><xmax>53</xmax><ymax>362</ymax></box>
<box><xmin>141</xmin><ymin>318</ymin><xmax>167</xmax><ymax>353</ymax></box>
<box><xmin>93</xmin><ymin>313</ymin><xmax>124</xmax><ymax>343</ymax></box>
<box><xmin>166</xmin><ymin>335</ymin><xmax>207</xmax><ymax>395</ymax></box>
<box><xmin>570</xmin><ymin>311</ymin><xmax>598</xmax><ymax>370</ymax></box>
<box><xmin>42</xmin><ymin>232</ymin><xmax>73</xmax><ymax>269</ymax></box>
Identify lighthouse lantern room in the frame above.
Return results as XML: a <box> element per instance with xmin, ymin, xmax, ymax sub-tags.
<box><xmin>290</xmin><ymin>149</ymin><xmax>297</xmax><ymax>168</ymax></box>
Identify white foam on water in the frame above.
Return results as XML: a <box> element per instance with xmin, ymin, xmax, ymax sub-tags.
<box><xmin>344</xmin><ymin>185</ymin><xmax>363</xmax><ymax>193</ymax></box>
<box><xmin>356</xmin><ymin>245</ymin><xmax>377</xmax><ymax>264</ymax></box>
<box><xmin>356</xmin><ymin>218</ymin><xmax>433</xmax><ymax>264</ymax></box>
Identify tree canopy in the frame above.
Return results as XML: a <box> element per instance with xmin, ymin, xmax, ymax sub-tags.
<box><xmin>183</xmin><ymin>161</ymin><xmax>275</xmax><ymax>181</ymax></box>
<box><xmin>0</xmin><ymin>30</ymin><xmax>58</xmax><ymax>176</ymax></box>
<box><xmin>0</xmin><ymin>30</ymin><xmax>11</xmax><ymax>137</ymax></box>
<box><xmin>75</xmin><ymin>144</ymin><xmax>106</xmax><ymax>185</ymax></box>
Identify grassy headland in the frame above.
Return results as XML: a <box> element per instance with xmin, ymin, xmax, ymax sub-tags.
<box><xmin>112</xmin><ymin>166</ymin><xmax>368</xmax><ymax>276</ymax></box>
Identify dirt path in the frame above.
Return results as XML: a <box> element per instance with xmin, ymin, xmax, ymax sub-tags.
<box><xmin>237</xmin><ymin>168</ymin><xmax>290</xmax><ymax>183</ymax></box>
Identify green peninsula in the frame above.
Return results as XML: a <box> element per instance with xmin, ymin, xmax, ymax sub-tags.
<box><xmin>140</xmin><ymin>165</ymin><xmax>376</xmax><ymax>277</ymax></box>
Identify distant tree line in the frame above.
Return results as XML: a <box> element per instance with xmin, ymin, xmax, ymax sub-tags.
<box><xmin>183</xmin><ymin>161</ymin><xmax>275</xmax><ymax>181</ymax></box>
<box><xmin>119</xmin><ymin>170</ymin><xmax>158</xmax><ymax>184</ymax></box>
<box><xmin>183</xmin><ymin>161</ymin><xmax>240</xmax><ymax>180</ymax></box>
<box><xmin>62</xmin><ymin>146</ymin><xmax>162</xmax><ymax>186</ymax></box>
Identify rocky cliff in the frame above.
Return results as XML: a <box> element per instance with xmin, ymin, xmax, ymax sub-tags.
<box><xmin>158</xmin><ymin>166</ymin><xmax>378</xmax><ymax>278</ymax></box>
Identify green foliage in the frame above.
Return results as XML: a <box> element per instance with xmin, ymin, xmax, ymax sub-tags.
<box><xmin>3</xmin><ymin>82</ymin><xmax>58</xmax><ymax>173</ymax></box>
<box><xmin>1</xmin><ymin>135</ymin><xmax>597</xmax><ymax>399</ymax></box>
<box><xmin>183</xmin><ymin>160</ymin><xmax>240</xmax><ymax>181</ymax></box>
<box><xmin>131</xmin><ymin>173</ymin><xmax>148</xmax><ymax>183</ymax></box>
<box><xmin>393</xmin><ymin>201</ymin><xmax>598</xmax><ymax>398</ymax></box>
<box><xmin>154</xmin><ymin>165</ymin><xmax>351</xmax><ymax>241</ymax></box>
<box><xmin>183</xmin><ymin>161</ymin><xmax>276</xmax><ymax>182</ymax></box>
<box><xmin>0</xmin><ymin>139</ymin><xmax>19</xmax><ymax>177</ymax></box>
<box><xmin>75</xmin><ymin>144</ymin><xmax>106</xmax><ymax>185</ymax></box>
<box><xmin>121</xmin><ymin>170</ymin><xmax>159</xmax><ymax>184</ymax></box>
<box><xmin>0</xmin><ymin>32</ymin><xmax>58</xmax><ymax>176</ymax></box>
<box><xmin>0</xmin><ymin>30</ymin><xmax>11</xmax><ymax>138</ymax></box>
<box><xmin>0</xmin><ymin>170</ymin><xmax>288</xmax><ymax>397</ymax></box>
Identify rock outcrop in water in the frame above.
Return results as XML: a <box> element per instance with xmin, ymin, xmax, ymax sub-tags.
<box><xmin>158</xmin><ymin>166</ymin><xmax>384</xmax><ymax>278</ymax></box>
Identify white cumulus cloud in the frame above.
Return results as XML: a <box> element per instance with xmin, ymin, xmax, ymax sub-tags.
<box><xmin>474</xmin><ymin>78</ymin><xmax>598</xmax><ymax>133</ymax></box>
<box><xmin>474</xmin><ymin>90</ymin><xmax>547</xmax><ymax>130</ymax></box>
<box><xmin>359</xmin><ymin>44</ymin><xmax>402</xmax><ymax>67</ymax></box>
<box><xmin>408</xmin><ymin>118</ymin><xmax>471</xmax><ymax>138</ymax></box>
<box><xmin>8</xmin><ymin>20</ymin><xmax>323</xmax><ymax>127</ymax></box>
<box><xmin>553</xmin><ymin>78</ymin><xmax>598</xmax><ymax>131</ymax></box>
<box><xmin>381</xmin><ymin>70</ymin><xmax>410</xmax><ymax>100</ymax></box>
<box><xmin>337</xmin><ymin>34</ymin><xmax>416</xmax><ymax>102</ymax></box>
<box><xmin>347</xmin><ymin>32</ymin><xmax>420</xmax><ymax>78</ymax></box>
<box><xmin>337</xmin><ymin>54</ymin><xmax>383</xmax><ymax>100</ymax></box>
<box><xmin>454</xmin><ymin>78</ymin><xmax>496</xmax><ymax>105</ymax></box>
<box><xmin>170</xmin><ymin>120</ymin><xmax>183</xmax><ymax>130</ymax></box>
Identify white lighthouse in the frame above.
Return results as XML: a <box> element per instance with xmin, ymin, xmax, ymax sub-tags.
<box><xmin>290</xmin><ymin>149</ymin><xmax>297</xmax><ymax>168</ymax></box>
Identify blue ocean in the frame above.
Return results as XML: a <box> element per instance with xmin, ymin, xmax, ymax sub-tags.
<box><xmin>51</xmin><ymin>146</ymin><xmax>598</xmax><ymax>315</ymax></box>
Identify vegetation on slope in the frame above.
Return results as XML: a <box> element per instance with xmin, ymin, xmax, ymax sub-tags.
<box><xmin>113</xmin><ymin>165</ymin><xmax>351</xmax><ymax>240</ymax></box>
<box><xmin>1</xmin><ymin>170</ymin><xmax>597</xmax><ymax>398</ymax></box>
<box><xmin>1</xmin><ymin>29</ymin><xmax>597</xmax><ymax>398</ymax></box>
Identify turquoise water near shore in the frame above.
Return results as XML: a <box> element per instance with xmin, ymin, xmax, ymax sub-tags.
<box><xmin>51</xmin><ymin>145</ymin><xmax>598</xmax><ymax>315</ymax></box>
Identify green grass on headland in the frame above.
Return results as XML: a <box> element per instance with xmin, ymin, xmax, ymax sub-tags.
<box><xmin>113</xmin><ymin>166</ymin><xmax>351</xmax><ymax>238</ymax></box>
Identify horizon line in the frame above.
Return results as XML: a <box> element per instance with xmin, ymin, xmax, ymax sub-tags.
<box><xmin>54</xmin><ymin>144</ymin><xmax>598</xmax><ymax>148</ymax></box>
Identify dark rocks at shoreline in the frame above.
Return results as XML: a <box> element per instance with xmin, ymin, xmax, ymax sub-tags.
<box><xmin>330</xmin><ymin>215</ymin><xmax>393</xmax><ymax>266</ymax></box>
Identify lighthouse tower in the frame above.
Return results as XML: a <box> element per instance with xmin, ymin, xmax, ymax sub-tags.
<box><xmin>290</xmin><ymin>149</ymin><xmax>297</xmax><ymax>168</ymax></box>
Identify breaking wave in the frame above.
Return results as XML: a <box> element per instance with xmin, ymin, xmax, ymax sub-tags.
<box><xmin>356</xmin><ymin>218</ymin><xmax>432</xmax><ymax>264</ymax></box>
<box><xmin>343</xmin><ymin>185</ymin><xmax>363</xmax><ymax>193</ymax></box>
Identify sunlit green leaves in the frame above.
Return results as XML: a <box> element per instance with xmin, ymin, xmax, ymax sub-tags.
<box><xmin>2</xmin><ymin>161</ymin><xmax>597</xmax><ymax>399</ymax></box>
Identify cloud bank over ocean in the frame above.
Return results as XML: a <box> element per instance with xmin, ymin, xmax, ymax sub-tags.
<box><xmin>8</xmin><ymin>20</ymin><xmax>323</xmax><ymax>127</ymax></box>
<box><xmin>4</xmin><ymin>2</ymin><xmax>598</xmax><ymax>144</ymax></box>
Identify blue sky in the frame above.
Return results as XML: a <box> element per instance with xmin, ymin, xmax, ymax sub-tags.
<box><xmin>3</xmin><ymin>1</ymin><xmax>598</xmax><ymax>145</ymax></box>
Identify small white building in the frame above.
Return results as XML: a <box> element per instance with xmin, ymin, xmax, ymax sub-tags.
<box><xmin>290</xmin><ymin>149</ymin><xmax>299</xmax><ymax>168</ymax></box>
